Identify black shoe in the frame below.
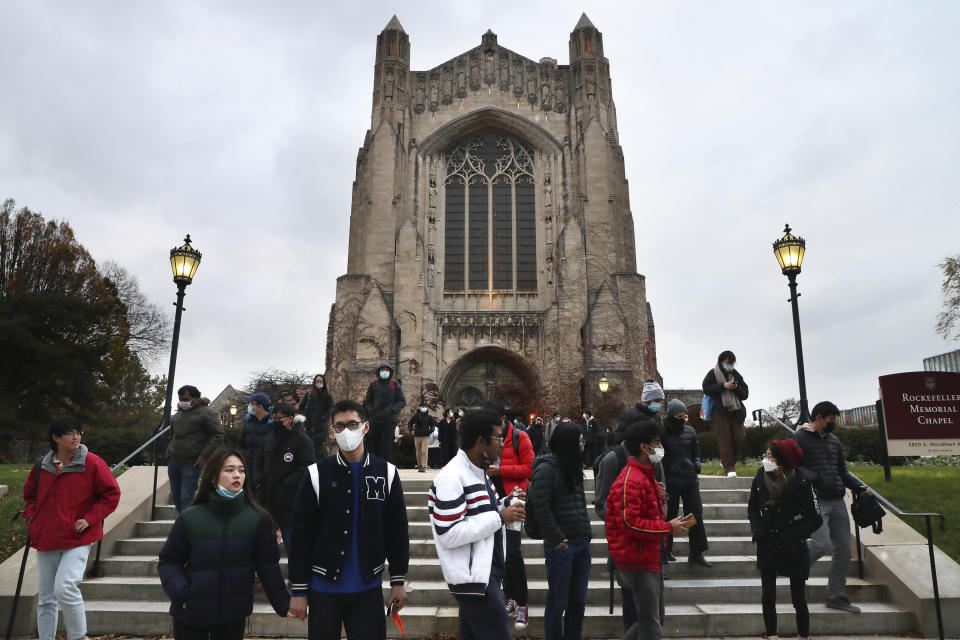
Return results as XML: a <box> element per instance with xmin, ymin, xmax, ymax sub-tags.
<box><xmin>688</xmin><ymin>553</ymin><xmax>713</xmax><ymax>568</ymax></box>
<box><xmin>825</xmin><ymin>596</ymin><xmax>860</xmax><ymax>613</ymax></box>
<box><xmin>666</xmin><ymin>552</ymin><xmax>677</xmax><ymax>562</ymax></box>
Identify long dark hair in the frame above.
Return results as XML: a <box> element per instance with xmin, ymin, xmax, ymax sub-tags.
<box><xmin>194</xmin><ymin>447</ymin><xmax>274</xmax><ymax>525</ymax></box>
<box><xmin>550</xmin><ymin>422</ymin><xmax>583</xmax><ymax>492</ymax></box>
<box><xmin>311</xmin><ymin>373</ymin><xmax>330</xmax><ymax>401</ymax></box>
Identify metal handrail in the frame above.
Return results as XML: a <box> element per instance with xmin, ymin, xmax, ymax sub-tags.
<box><xmin>757</xmin><ymin>407</ymin><xmax>947</xmax><ymax>639</ymax></box>
<box><xmin>5</xmin><ymin>420</ymin><xmax>171</xmax><ymax>640</ymax></box>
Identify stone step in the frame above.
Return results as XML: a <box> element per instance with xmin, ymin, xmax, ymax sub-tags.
<box><xmin>83</xmin><ymin>599</ymin><xmax>915</xmax><ymax>638</ymax></box>
<box><xmin>80</xmin><ymin>575</ymin><xmax>887</xmax><ymax>607</ymax></box>
<box><xmin>116</xmin><ymin>535</ymin><xmax>762</xmax><ymax>559</ymax></box>
<box><xmin>97</xmin><ymin>553</ymin><xmax>850</xmax><ymax>581</ymax></box>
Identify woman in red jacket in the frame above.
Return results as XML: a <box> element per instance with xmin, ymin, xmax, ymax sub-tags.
<box><xmin>23</xmin><ymin>417</ymin><xmax>121</xmax><ymax>640</ymax></box>
<box><xmin>605</xmin><ymin>419</ymin><xmax>690</xmax><ymax>640</ymax></box>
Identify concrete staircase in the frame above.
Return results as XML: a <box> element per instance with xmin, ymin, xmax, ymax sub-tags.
<box><xmin>82</xmin><ymin>471</ymin><xmax>917</xmax><ymax>638</ymax></box>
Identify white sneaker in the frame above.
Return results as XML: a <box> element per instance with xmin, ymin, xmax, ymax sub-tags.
<box><xmin>726</xmin><ymin>471</ymin><xmax>737</xmax><ymax>477</ymax></box>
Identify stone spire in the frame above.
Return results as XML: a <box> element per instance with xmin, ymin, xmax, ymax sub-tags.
<box><xmin>384</xmin><ymin>15</ymin><xmax>405</xmax><ymax>33</ymax></box>
<box><xmin>570</xmin><ymin>12</ymin><xmax>603</xmax><ymax>60</ymax></box>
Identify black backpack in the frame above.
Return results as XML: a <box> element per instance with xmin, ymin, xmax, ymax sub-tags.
<box><xmin>851</xmin><ymin>491</ymin><xmax>886</xmax><ymax>534</ymax></box>
<box><xmin>592</xmin><ymin>442</ymin><xmax>627</xmax><ymax>481</ymax></box>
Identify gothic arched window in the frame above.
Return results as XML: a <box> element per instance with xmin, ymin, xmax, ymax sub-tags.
<box><xmin>443</xmin><ymin>132</ymin><xmax>537</xmax><ymax>293</ymax></box>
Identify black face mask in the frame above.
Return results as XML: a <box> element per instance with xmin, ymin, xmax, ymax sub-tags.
<box><xmin>824</xmin><ymin>421</ymin><xmax>836</xmax><ymax>434</ymax></box>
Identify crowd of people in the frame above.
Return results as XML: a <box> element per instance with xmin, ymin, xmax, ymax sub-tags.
<box><xmin>20</xmin><ymin>351</ymin><xmax>871</xmax><ymax>640</ymax></box>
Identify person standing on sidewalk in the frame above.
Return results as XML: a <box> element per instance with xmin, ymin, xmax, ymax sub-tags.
<box><xmin>748</xmin><ymin>439</ymin><xmax>822</xmax><ymax>640</ymax></box>
<box><xmin>299</xmin><ymin>373</ymin><xmax>334</xmax><ymax>459</ymax></box>
<box><xmin>166</xmin><ymin>384</ymin><xmax>224</xmax><ymax>513</ymax></box>
<box><xmin>606</xmin><ymin>419</ymin><xmax>691</xmax><ymax>640</ymax></box>
<box><xmin>662</xmin><ymin>399</ymin><xmax>711</xmax><ymax>568</ymax></box>
<box><xmin>287</xmin><ymin>400</ymin><xmax>410</xmax><ymax>639</ymax></box>
<box><xmin>408</xmin><ymin>402</ymin><xmax>437</xmax><ymax>472</ymax></box>
<box><xmin>429</xmin><ymin>409</ymin><xmax>526</xmax><ymax>640</ymax></box>
<box><xmin>528</xmin><ymin>422</ymin><xmax>593</xmax><ymax>640</ymax></box>
<box><xmin>23</xmin><ymin>417</ymin><xmax>121</xmax><ymax>640</ymax></box>
<box><xmin>362</xmin><ymin>361</ymin><xmax>406</xmax><ymax>463</ymax></box>
<box><xmin>702</xmin><ymin>350</ymin><xmax>749</xmax><ymax>477</ymax></box>
<box><xmin>792</xmin><ymin>400</ymin><xmax>868</xmax><ymax>613</ymax></box>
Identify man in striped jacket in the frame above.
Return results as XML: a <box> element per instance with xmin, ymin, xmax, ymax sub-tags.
<box><xmin>428</xmin><ymin>409</ymin><xmax>526</xmax><ymax>640</ymax></box>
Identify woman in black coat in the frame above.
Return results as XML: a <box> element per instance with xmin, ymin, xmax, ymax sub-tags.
<box><xmin>299</xmin><ymin>374</ymin><xmax>333</xmax><ymax>459</ymax></box>
<box><xmin>702</xmin><ymin>350</ymin><xmax>749</xmax><ymax>477</ymax></box>
<box><xmin>748</xmin><ymin>439</ymin><xmax>822</xmax><ymax>640</ymax></box>
<box><xmin>159</xmin><ymin>448</ymin><xmax>291</xmax><ymax>639</ymax></box>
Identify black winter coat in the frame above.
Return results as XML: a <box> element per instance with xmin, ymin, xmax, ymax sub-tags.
<box><xmin>438</xmin><ymin>418</ymin><xmax>458</xmax><ymax>457</ymax></box>
<box><xmin>240</xmin><ymin>414</ymin><xmax>272</xmax><ymax>488</ymax></box>
<box><xmin>158</xmin><ymin>493</ymin><xmax>289</xmax><ymax>626</ymax></box>
<box><xmin>299</xmin><ymin>389</ymin><xmax>332</xmax><ymax>452</ymax></box>
<box><xmin>362</xmin><ymin>377</ymin><xmax>406</xmax><ymax>423</ymax></box>
<box><xmin>528</xmin><ymin>455</ymin><xmax>592</xmax><ymax>547</ymax></box>
<box><xmin>791</xmin><ymin>427</ymin><xmax>863</xmax><ymax>500</ymax></box>
<box><xmin>257</xmin><ymin>424</ymin><xmax>316</xmax><ymax>525</ymax></box>
<box><xmin>747</xmin><ymin>467</ymin><xmax>822</xmax><ymax>579</ymax></box>
<box><xmin>662</xmin><ymin>419</ymin><xmax>701</xmax><ymax>489</ymax></box>
<box><xmin>702</xmin><ymin>368</ymin><xmax>749</xmax><ymax>422</ymax></box>
<box><xmin>408</xmin><ymin>412</ymin><xmax>437</xmax><ymax>437</ymax></box>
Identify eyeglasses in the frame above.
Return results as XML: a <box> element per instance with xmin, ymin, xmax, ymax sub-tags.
<box><xmin>332</xmin><ymin>420</ymin><xmax>365</xmax><ymax>433</ymax></box>
<box><xmin>490</xmin><ymin>435</ymin><xmax>504</xmax><ymax>445</ymax></box>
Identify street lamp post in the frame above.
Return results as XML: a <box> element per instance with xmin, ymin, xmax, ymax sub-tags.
<box><xmin>229</xmin><ymin>404</ymin><xmax>238</xmax><ymax>429</ymax></box>
<box><xmin>598</xmin><ymin>375</ymin><xmax>610</xmax><ymax>431</ymax></box>
<box><xmin>772</xmin><ymin>224</ymin><xmax>810</xmax><ymax>424</ymax></box>
<box><xmin>151</xmin><ymin>235</ymin><xmax>202</xmax><ymax>519</ymax></box>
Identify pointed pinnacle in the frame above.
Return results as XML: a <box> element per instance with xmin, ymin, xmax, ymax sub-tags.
<box><xmin>384</xmin><ymin>15</ymin><xmax>405</xmax><ymax>33</ymax></box>
<box><xmin>574</xmin><ymin>13</ymin><xmax>595</xmax><ymax>30</ymax></box>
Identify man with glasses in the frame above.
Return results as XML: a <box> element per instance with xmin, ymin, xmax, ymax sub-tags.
<box><xmin>288</xmin><ymin>400</ymin><xmax>409</xmax><ymax>639</ymax></box>
<box><xmin>429</xmin><ymin>409</ymin><xmax>526</xmax><ymax>640</ymax></box>
<box><xmin>257</xmin><ymin>402</ymin><xmax>316</xmax><ymax>552</ymax></box>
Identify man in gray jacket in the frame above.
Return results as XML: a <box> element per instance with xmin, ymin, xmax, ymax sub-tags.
<box><xmin>166</xmin><ymin>385</ymin><xmax>224</xmax><ymax>512</ymax></box>
<box><xmin>792</xmin><ymin>400</ymin><xmax>868</xmax><ymax>613</ymax></box>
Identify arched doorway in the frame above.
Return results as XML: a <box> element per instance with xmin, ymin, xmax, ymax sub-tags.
<box><xmin>440</xmin><ymin>346</ymin><xmax>541</xmax><ymax>413</ymax></box>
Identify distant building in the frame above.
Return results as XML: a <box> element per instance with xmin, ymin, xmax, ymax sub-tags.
<box><xmin>923</xmin><ymin>349</ymin><xmax>960</xmax><ymax>373</ymax></box>
<box><xmin>839</xmin><ymin>403</ymin><xmax>878</xmax><ymax>428</ymax></box>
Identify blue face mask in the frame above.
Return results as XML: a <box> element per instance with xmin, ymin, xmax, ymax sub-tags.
<box><xmin>216</xmin><ymin>484</ymin><xmax>243</xmax><ymax>499</ymax></box>
<box><xmin>723</xmin><ymin>363</ymin><xmax>736</xmax><ymax>372</ymax></box>
<box><xmin>647</xmin><ymin>402</ymin><xmax>662</xmax><ymax>413</ymax></box>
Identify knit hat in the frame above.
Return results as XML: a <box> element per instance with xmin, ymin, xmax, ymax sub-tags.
<box><xmin>640</xmin><ymin>380</ymin><xmax>665</xmax><ymax>402</ymax></box>
<box><xmin>770</xmin><ymin>439</ymin><xmax>803</xmax><ymax>470</ymax></box>
<box><xmin>666</xmin><ymin>399</ymin><xmax>687</xmax><ymax>417</ymax></box>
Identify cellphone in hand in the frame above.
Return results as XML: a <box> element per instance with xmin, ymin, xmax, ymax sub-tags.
<box><xmin>386</xmin><ymin>599</ymin><xmax>398</xmax><ymax>617</ymax></box>
<box><xmin>681</xmin><ymin>513</ymin><xmax>697</xmax><ymax>526</ymax></box>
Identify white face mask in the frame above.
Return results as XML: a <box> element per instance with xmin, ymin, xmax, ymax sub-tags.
<box><xmin>583</xmin><ymin>414</ymin><xmax>588</xmax><ymax>421</ymax></box>
<box><xmin>647</xmin><ymin>446</ymin><xmax>665</xmax><ymax>464</ymax></box>
<box><xmin>178</xmin><ymin>400</ymin><xmax>193</xmax><ymax>411</ymax></box>
<box><xmin>315</xmin><ymin>382</ymin><xmax>324</xmax><ymax>388</ymax></box>
<box><xmin>420</xmin><ymin>407</ymin><xmax>428</xmax><ymax>413</ymax></box>
<box><xmin>762</xmin><ymin>458</ymin><xmax>779</xmax><ymax>473</ymax></box>
<box><xmin>335</xmin><ymin>425</ymin><xmax>366</xmax><ymax>452</ymax></box>
<box><xmin>379</xmin><ymin>370</ymin><xmax>390</xmax><ymax>380</ymax></box>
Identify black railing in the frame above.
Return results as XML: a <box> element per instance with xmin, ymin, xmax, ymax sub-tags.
<box><xmin>5</xmin><ymin>421</ymin><xmax>171</xmax><ymax>640</ymax></box>
<box><xmin>756</xmin><ymin>408</ymin><xmax>947</xmax><ymax>640</ymax></box>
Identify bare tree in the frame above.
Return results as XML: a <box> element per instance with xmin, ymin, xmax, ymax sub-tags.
<box><xmin>100</xmin><ymin>261</ymin><xmax>170</xmax><ymax>364</ymax></box>
<box><xmin>936</xmin><ymin>254</ymin><xmax>960</xmax><ymax>341</ymax></box>
<box><xmin>245</xmin><ymin>369</ymin><xmax>311</xmax><ymax>404</ymax></box>
<box><xmin>768</xmin><ymin>397</ymin><xmax>801</xmax><ymax>426</ymax></box>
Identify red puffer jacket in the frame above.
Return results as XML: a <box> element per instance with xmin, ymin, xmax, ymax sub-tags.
<box><xmin>605</xmin><ymin>457</ymin><xmax>671</xmax><ymax>572</ymax></box>
<box><xmin>500</xmin><ymin>424</ymin><xmax>534</xmax><ymax>495</ymax></box>
<box><xmin>23</xmin><ymin>447</ymin><xmax>121</xmax><ymax>551</ymax></box>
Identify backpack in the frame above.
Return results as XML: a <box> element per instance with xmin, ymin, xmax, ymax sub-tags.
<box><xmin>851</xmin><ymin>491</ymin><xmax>886</xmax><ymax>534</ymax></box>
<box><xmin>492</xmin><ymin>425</ymin><xmax>523</xmax><ymax>498</ymax></box>
<box><xmin>592</xmin><ymin>442</ymin><xmax>627</xmax><ymax>481</ymax></box>
<box><xmin>524</xmin><ymin>456</ymin><xmax>553</xmax><ymax>540</ymax></box>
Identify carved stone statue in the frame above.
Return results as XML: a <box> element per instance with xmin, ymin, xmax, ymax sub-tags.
<box><xmin>428</xmin><ymin>177</ymin><xmax>437</xmax><ymax>208</ymax></box>
<box><xmin>544</xmin><ymin>175</ymin><xmax>553</xmax><ymax>208</ymax></box>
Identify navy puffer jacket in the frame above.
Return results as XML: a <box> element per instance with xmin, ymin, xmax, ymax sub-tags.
<box><xmin>158</xmin><ymin>492</ymin><xmax>289</xmax><ymax>626</ymax></box>
<box><xmin>661</xmin><ymin>418</ymin><xmax>701</xmax><ymax>489</ymax></box>
<box><xmin>791</xmin><ymin>426</ymin><xmax>862</xmax><ymax>500</ymax></box>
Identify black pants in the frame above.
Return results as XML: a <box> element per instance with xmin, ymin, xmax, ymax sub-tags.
<box><xmin>503</xmin><ymin>528</ymin><xmax>528</xmax><ymax>604</ymax></box>
<box><xmin>454</xmin><ymin>576</ymin><xmax>512</xmax><ymax>640</ymax></box>
<box><xmin>665</xmin><ymin>482</ymin><xmax>708</xmax><ymax>555</ymax></box>
<box><xmin>174</xmin><ymin>618</ymin><xmax>245</xmax><ymax>640</ymax></box>
<box><xmin>366</xmin><ymin>420</ymin><xmax>395</xmax><ymax>462</ymax></box>
<box><xmin>307</xmin><ymin>586</ymin><xmax>386</xmax><ymax>640</ymax></box>
<box><xmin>760</xmin><ymin>561</ymin><xmax>809</xmax><ymax>638</ymax></box>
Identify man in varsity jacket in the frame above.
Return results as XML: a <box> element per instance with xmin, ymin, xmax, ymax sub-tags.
<box><xmin>428</xmin><ymin>409</ymin><xmax>526</xmax><ymax>640</ymax></box>
<box><xmin>288</xmin><ymin>399</ymin><xmax>409</xmax><ymax>640</ymax></box>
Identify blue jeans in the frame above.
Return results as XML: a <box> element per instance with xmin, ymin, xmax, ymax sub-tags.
<box><xmin>37</xmin><ymin>544</ymin><xmax>91</xmax><ymax>640</ymax></box>
<box><xmin>168</xmin><ymin>462</ymin><xmax>201</xmax><ymax>513</ymax></box>
<box><xmin>544</xmin><ymin>539</ymin><xmax>591</xmax><ymax>640</ymax></box>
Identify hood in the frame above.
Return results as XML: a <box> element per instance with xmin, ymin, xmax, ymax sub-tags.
<box><xmin>377</xmin><ymin>361</ymin><xmax>394</xmax><ymax>378</ymax></box>
<box><xmin>797</xmin><ymin>423</ymin><xmax>819</xmax><ymax>434</ymax></box>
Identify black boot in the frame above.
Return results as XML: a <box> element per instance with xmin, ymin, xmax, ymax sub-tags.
<box><xmin>688</xmin><ymin>552</ymin><xmax>713</xmax><ymax>568</ymax></box>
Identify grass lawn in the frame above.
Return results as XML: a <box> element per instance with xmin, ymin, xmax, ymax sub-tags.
<box><xmin>0</xmin><ymin>463</ymin><xmax>128</xmax><ymax>563</ymax></box>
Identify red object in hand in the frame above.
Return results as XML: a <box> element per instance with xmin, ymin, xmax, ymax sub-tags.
<box><xmin>392</xmin><ymin>609</ymin><xmax>405</xmax><ymax>639</ymax></box>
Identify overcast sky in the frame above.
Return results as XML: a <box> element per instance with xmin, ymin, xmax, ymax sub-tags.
<box><xmin>3</xmin><ymin>1</ymin><xmax>959</xmax><ymax>417</ymax></box>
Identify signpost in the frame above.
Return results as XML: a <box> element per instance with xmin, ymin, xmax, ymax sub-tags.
<box><xmin>878</xmin><ymin>371</ymin><xmax>960</xmax><ymax>457</ymax></box>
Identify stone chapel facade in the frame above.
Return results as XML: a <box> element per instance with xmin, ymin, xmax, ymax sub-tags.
<box><xmin>326</xmin><ymin>14</ymin><xmax>659</xmax><ymax>418</ymax></box>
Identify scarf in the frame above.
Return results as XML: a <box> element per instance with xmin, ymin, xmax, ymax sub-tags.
<box><xmin>714</xmin><ymin>363</ymin><xmax>743</xmax><ymax>413</ymax></box>
<box><xmin>763</xmin><ymin>468</ymin><xmax>795</xmax><ymax>504</ymax></box>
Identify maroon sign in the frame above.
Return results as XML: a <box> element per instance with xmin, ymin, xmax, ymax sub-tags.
<box><xmin>878</xmin><ymin>371</ymin><xmax>960</xmax><ymax>456</ymax></box>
